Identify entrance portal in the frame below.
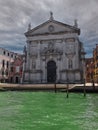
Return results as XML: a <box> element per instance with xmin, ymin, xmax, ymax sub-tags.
<box><xmin>47</xmin><ymin>61</ymin><xmax>56</xmax><ymax>83</ymax></box>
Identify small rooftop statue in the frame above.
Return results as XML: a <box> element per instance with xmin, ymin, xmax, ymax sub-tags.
<box><xmin>74</xmin><ymin>19</ymin><xmax>78</xmax><ymax>27</ymax></box>
<box><xmin>50</xmin><ymin>11</ymin><xmax>54</xmax><ymax>20</ymax></box>
<box><xmin>28</xmin><ymin>23</ymin><xmax>31</xmax><ymax>31</ymax></box>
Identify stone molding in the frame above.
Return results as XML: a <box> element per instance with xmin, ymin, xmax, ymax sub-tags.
<box><xmin>24</xmin><ymin>69</ymin><xmax>42</xmax><ymax>73</ymax></box>
<box><xmin>60</xmin><ymin>69</ymin><xmax>81</xmax><ymax>73</ymax></box>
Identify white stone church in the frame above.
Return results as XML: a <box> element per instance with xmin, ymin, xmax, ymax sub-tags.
<box><xmin>23</xmin><ymin>13</ymin><xmax>85</xmax><ymax>83</ymax></box>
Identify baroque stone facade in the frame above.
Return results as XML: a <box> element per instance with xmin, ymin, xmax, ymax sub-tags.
<box><xmin>23</xmin><ymin>13</ymin><xmax>85</xmax><ymax>83</ymax></box>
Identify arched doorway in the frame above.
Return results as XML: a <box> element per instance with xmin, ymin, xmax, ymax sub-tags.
<box><xmin>15</xmin><ymin>76</ymin><xmax>19</xmax><ymax>83</ymax></box>
<box><xmin>47</xmin><ymin>60</ymin><xmax>56</xmax><ymax>83</ymax></box>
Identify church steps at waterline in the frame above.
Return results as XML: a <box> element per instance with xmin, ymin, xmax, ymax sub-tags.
<box><xmin>0</xmin><ymin>83</ymin><xmax>98</xmax><ymax>93</ymax></box>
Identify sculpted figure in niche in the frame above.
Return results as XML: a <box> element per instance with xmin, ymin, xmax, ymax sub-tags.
<box><xmin>48</xmin><ymin>42</ymin><xmax>54</xmax><ymax>50</ymax></box>
<box><xmin>32</xmin><ymin>61</ymin><xmax>36</xmax><ymax>69</ymax></box>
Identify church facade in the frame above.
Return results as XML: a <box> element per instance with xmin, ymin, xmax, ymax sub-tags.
<box><xmin>23</xmin><ymin>13</ymin><xmax>85</xmax><ymax>83</ymax></box>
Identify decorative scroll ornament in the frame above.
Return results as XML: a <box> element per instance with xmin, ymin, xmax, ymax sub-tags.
<box><xmin>48</xmin><ymin>25</ymin><xmax>54</xmax><ymax>32</ymax></box>
<box><xmin>65</xmin><ymin>44</ymin><xmax>75</xmax><ymax>59</ymax></box>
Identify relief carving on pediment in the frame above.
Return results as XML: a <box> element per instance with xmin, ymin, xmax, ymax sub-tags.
<box><xmin>40</xmin><ymin>39</ymin><xmax>63</xmax><ymax>56</ymax></box>
<box><xmin>41</xmin><ymin>46</ymin><xmax>63</xmax><ymax>56</ymax></box>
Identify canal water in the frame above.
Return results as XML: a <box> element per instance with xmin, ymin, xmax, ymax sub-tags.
<box><xmin>0</xmin><ymin>92</ymin><xmax>98</xmax><ymax>130</ymax></box>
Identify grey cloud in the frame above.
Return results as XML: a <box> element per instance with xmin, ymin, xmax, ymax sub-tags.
<box><xmin>0</xmin><ymin>0</ymin><xmax>98</xmax><ymax>57</ymax></box>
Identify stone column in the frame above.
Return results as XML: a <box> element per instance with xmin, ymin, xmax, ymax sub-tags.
<box><xmin>36</xmin><ymin>41</ymin><xmax>41</xmax><ymax>82</ymax></box>
<box><xmin>37</xmin><ymin>41</ymin><xmax>41</xmax><ymax>69</ymax></box>
<box><xmin>42</xmin><ymin>57</ymin><xmax>46</xmax><ymax>83</ymax></box>
<box><xmin>57</xmin><ymin>56</ymin><xmax>60</xmax><ymax>82</ymax></box>
<box><xmin>28</xmin><ymin>41</ymin><xmax>31</xmax><ymax>83</ymax></box>
<box><xmin>62</xmin><ymin>40</ymin><xmax>66</xmax><ymax>70</ymax></box>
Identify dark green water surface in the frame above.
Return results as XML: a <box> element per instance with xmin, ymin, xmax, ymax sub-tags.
<box><xmin>0</xmin><ymin>92</ymin><xmax>98</xmax><ymax>130</ymax></box>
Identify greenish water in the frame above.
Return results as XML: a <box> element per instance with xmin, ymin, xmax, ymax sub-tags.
<box><xmin>0</xmin><ymin>92</ymin><xmax>98</xmax><ymax>130</ymax></box>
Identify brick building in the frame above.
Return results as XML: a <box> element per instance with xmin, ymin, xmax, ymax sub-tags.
<box><xmin>9</xmin><ymin>56</ymin><xmax>23</xmax><ymax>83</ymax></box>
<box><xmin>85</xmin><ymin>58</ymin><xmax>94</xmax><ymax>83</ymax></box>
<box><xmin>0</xmin><ymin>47</ymin><xmax>18</xmax><ymax>82</ymax></box>
<box><xmin>93</xmin><ymin>44</ymin><xmax>98</xmax><ymax>83</ymax></box>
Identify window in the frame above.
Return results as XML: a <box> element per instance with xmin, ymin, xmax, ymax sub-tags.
<box><xmin>11</xmin><ymin>54</ymin><xmax>13</xmax><ymax>58</ymax></box>
<box><xmin>20</xmin><ymin>67</ymin><xmax>22</xmax><ymax>72</ymax></box>
<box><xmin>68</xmin><ymin>60</ymin><xmax>73</xmax><ymax>69</ymax></box>
<box><xmin>3</xmin><ymin>51</ymin><xmax>5</xmax><ymax>55</ymax></box>
<box><xmin>7</xmin><ymin>61</ymin><xmax>9</xmax><ymax>68</ymax></box>
<box><xmin>2</xmin><ymin>60</ymin><xmax>5</xmax><ymax>67</ymax></box>
<box><xmin>2</xmin><ymin>71</ymin><xmax>4</xmax><ymax>76</ymax></box>
<box><xmin>6</xmin><ymin>71</ymin><xmax>8</xmax><ymax>76</ymax></box>
<box><xmin>96</xmin><ymin>56</ymin><xmax>98</xmax><ymax>60</ymax></box>
<box><xmin>11</xmin><ymin>67</ymin><xmax>13</xmax><ymax>72</ymax></box>
<box><xmin>96</xmin><ymin>70</ymin><xmax>98</xmax><ymax>74</ymax></box>
<box><xmin>16</xmin><ymin>66</ymin><xmax>20</xmax><ymax>72</ymax></box>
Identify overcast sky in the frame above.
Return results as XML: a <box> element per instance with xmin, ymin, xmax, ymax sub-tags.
<box><xmin>0</xmin><ymin>0</ymin><xmax>98</xmax><ymax>57</ymax></box>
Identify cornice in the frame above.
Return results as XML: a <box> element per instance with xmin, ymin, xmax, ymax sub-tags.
<box><xmin>60</xmin><ymin>69</ymin><xmax>81</xmax><ymax>72</ymax></box>
<box><xmin>25</xmin><ymin>19</ymin><xmax>80</xmax><ymax>37</ymax></box>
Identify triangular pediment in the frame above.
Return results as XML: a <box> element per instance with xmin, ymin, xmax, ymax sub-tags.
<box><xmin>25</xmin><ymin>19</ymin><xmax>80</xmax><ymax>36</ymax></box>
